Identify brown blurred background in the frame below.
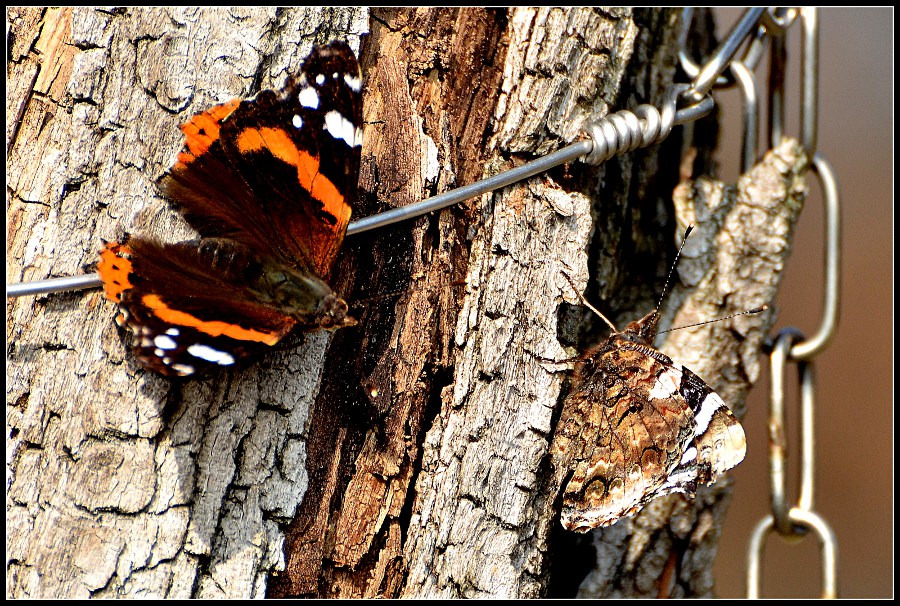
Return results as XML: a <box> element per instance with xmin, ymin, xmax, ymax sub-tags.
<box><xmin>709</xmin><ymin>8</ymin><xmax>892</xmax><ymax>598</ymax></box>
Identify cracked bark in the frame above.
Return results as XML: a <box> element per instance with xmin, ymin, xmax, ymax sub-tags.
<box><xmin>7</xmin><ymin>7</ymin><xmax>806</xmax><ymax>599</ymax></box>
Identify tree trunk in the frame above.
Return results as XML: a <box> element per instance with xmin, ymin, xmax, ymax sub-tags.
<box><xmin>7</xmin><ymin>7</ymin><xmax>806</xmax><ymax>599</ymax></box>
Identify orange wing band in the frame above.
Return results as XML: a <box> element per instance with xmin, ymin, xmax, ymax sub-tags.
<box><xmin>235</xmin><ymin>127</ymin><xmax>349</xmax><ymax>225</ymax></box>
<box><xmin>175</xmin><ymin>99</ymin><xmax>241</xmax><ymax>167</ymax></box>
<box><xmin>97</xmin><ymin>242</ymin><xmax>134</xmax><ymax>303</ymax></box>
<box><xmin>141</xmin><ymin>294</ymin><xmax>286</xmax><ymax>344</ymax></box>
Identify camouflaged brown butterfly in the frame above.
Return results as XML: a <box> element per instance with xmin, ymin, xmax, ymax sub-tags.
<box><xmin>550</xmin><ymin>226</ymin><xmax>763</xmax><ymax>532</ymax></box>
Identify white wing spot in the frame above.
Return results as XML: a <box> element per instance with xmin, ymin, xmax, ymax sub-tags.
<box><xmin>658</xmin><ymin>467</ymin><xmax>696</xmax><ymax>493</ymax></box>
<box><xmin>344</xmin><ymin>73</ymin><xmax>362</xmax><ymax>92</ymax></box>
<box><xmin>315</xmin><ymin>73</ymin><xmax>326</xmax><ymax>86</ymax></box>
<box><xmin>292</xmin><ymin>114</ymin><xmax>303</xmax><ymax>129</ymax></box>
<box><xmin>171</xmin><ymin>363</ymin><xmax>195</xmax><ymax>376</ymax></box>
<box><xmin>187</xmin><ymin>343</ymin><xmax>236</xmax><ymax>365</ymax></box>
<box><xmin>165</xmin><ymin>327</ymin><xmax>180</xmax><ymax>336</ymax></box>
<box><xmin>649</xmin><ymin>367</ymin><xmax>681</xmax><ymax>400</ymax></box>
<box><xmin>153</xmin><ymin>335</ymin><xmax>178</xmax><ymax>350</ymax></box>
<box><xmin>298</xmin><ymin>87</ymin><xmax>319</xmax><ymax>109</ymax></box>
<box><xmin>679</xmin><ymin>446</ymin><xmax>698</xmax><ymax>465</ymax></box>
<box><xmin>324</xmin><ymin>111</ymin><xmax>359</xmax><ymax>147</ymax></box>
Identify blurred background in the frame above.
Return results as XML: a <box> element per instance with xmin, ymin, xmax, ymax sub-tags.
<box><xmin>708</xmin><ymin>8</ymin><xmax>892</xmax><ymax>598</ymax></box>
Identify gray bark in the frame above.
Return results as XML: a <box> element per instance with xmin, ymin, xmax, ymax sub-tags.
<box><xmin>7</xmin><ymin>7</ymin><xmax>368</xmax><ymax>599</ymax></box>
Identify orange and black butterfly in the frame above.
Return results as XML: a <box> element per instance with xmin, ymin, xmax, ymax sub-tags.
<box><xmin>97</xmin><ymin>42</ymin><xmax>362</xmax><ymax>376</ymax></box>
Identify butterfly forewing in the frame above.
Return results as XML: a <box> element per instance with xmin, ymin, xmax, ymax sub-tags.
<box><xmin>159</xmin><ymin>41</ymin><xmax>362</xmax><ymax>278</ymax></box>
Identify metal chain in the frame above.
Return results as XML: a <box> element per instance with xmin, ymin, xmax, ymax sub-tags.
<box><xmin>710</xmin><ymin>7</ymin><xmax>838</xmax><ymax>599</ymax></box>
<box><xmin>678</xmin><ymin>10</ymin><xmax>840</xmax><ymax>597</ymax></box>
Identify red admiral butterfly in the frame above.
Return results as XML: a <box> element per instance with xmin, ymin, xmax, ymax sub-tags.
<box><xmin>550</xmin><ymin>228</ymin><xmax>753</xmax><ymax>532</ymax></box>
<box><xmin>97</xmin><ymin>42</ymin><xmax>363</xmax><ymax>377</ymax></box>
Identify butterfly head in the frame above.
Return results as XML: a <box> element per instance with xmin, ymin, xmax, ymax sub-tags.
<box><xmin>619</xmin><ymin>309</ymin><xmax>660</xmax><ymax>346</ymax></box>
<box><xmin>316</xmin><ymin>293</ymin><xmax>356</xmax><ymax>331</ymax></box>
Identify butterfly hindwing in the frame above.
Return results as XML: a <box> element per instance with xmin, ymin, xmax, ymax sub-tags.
<box><xmin>98</xmin><ymin>238</ymin><xmax>304</xmax><ymax>376</ymax></box>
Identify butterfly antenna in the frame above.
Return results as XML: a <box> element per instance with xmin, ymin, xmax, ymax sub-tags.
<box><xmin>658</xmin><ymin>305</ymin><xmax>768</xmax><ymax>335</ymax></box>
<box><xmin>559</xmin><ymin>270</ymin><xmax>618</xmax><ymax>333</ymax></box>
<box><xmin>655</xmin><ymin>223</ymin><xmax>694</xmax><ymax>312</ymax></box>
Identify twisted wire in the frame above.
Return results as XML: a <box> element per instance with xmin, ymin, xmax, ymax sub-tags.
<box><xmin>580</xmin><ymin>83</ymin><xmax>714</xmax><ymax>166</ymax></box>
<box><xmin>580</xmin><ymin>83</ymin><xmax>688</xmax><ymax>166</ymax></box>
<box><xmin>580</xmin><ymin>104</ymin><xmax>669</xmax><ymax>166</ymax></box>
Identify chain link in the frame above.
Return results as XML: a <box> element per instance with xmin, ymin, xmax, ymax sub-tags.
<box><xmin>729</xmin><ymin>60</ymin><xmax>759</xmax><ymax>173</ymax></box>
<box><xmin>800</xmin><ymin>7</ymin><xmax>819</xmax><ymax>156</ymax></box>
<box><xmin>747</xmin><ymin>509</ymin><xmax>839</xmax><ymax>599</ymax></box>
<box><xmin>684</xmin><ymin>7</ymin><xmax>768</xmax><ymax>103</ymax></box>
<box><xmin>761</xmin><ymin>6</ymin><xmax>800</xmax><ymax>34</ymax></box>
<box><xmin>679</xmin><ymin>8</ymin><xmax>770</xmax><ymax>91</ymax></box>
<box><xmin>766</xmin><ymin>330</ymin><xmax>814</xmax><ymax>533</ymax></box>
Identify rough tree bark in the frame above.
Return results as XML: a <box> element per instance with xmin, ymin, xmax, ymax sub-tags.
<box><xmin>7</xmin><ymin>7</ymin><xmax>806</xmax><ymax>599</ymax></box>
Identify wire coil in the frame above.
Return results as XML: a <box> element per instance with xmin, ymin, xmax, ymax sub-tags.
<box><xmin>581</xmin><ymin>104</ymin><xmax>667</xmax><ymax>165</ymax></box>
<box><xmin>580</xmin><ymin>84</ymin><xmax>709</xmax><ymax>166</ymax></box>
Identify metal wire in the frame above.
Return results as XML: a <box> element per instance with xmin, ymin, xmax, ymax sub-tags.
<box><xmin>6</xmin><ymin>273</ymin><xmax>104</xmax><ymax>298</ymax></box>
<box><xmin>7</xmin><ymin>89</ymin><xmax>715</xmax><ymax>299</ymax></box>
<box><xmin>8</xmin><ymin>143</ymin><xmax>593</xmax><ymax>298</ymax></box>
<box><xmin>347</xmin><ymin>140</ymin><xmax>593</xmax><ymax>235</ymax></box>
